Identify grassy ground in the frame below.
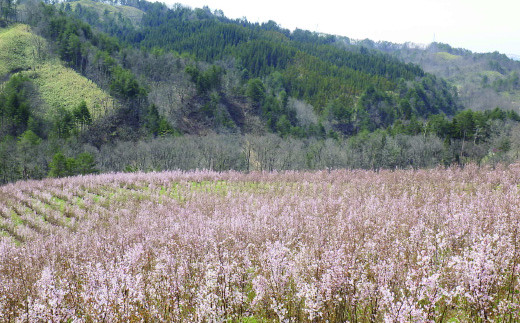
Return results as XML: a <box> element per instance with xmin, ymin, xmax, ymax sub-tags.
<box><xmin>0</xmin><ymin>24</ymin><xmax>46</xmax><ymax>77</ymax></box>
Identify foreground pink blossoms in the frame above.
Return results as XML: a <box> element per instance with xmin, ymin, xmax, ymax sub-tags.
<box><xmin>0</xmin><ymin>166</ymin><xmax>519</xmax><ymax>322</ymax></box>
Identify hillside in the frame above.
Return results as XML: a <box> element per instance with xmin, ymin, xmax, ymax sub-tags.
<box><xmin>353</xmin><ymin>39</ymin><xmax>520</xmax><ymax>112</ymax></box>
<box><xmin>0</xmin><ymin>24</ymin><xmax>117</xmax><ymax>128</ymax></box>
<box><xmin>65</xmin><ymin>0</ymin><xmax>144</xmax><ymax>26</ymax></box>
<box><xmin>0</xmin><ymin>24</ymin><xmax>44</xmax><ymax>77</ymax></box>
<box><xmin>64</xmin><ymin>0</ymin><xmax>461</xmax><ymax>135</ymax></box>
<box><xmin>21</xmin><ymin>62</ymin><xmax>116</xmax><ymax>119</ymax></box>
<box><xmin>0</xmin><ymin>168</ymin><xmax>519</xmax><ymax>320</ymax></box>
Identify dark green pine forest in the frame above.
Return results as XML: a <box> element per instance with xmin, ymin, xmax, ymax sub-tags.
<box><xmin>1</xmin><ymin>0</ymin><xmax>520</xmax><ymax>183</ymax></box>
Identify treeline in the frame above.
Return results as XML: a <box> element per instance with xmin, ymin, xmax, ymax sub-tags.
<box><xmin>0</xmin><ymin>75</ymin><xmax>32</xmax><ymax>138</ymax></box>
<box><xmin>41</xmin><ymin>5</ymin><xmax>147</xmax><ymax>103</ymax></box>
<box><xmin>0</xmin><ymin>0</ymin><xmax>17</xmax><ymax>24</ymax></box>
<box><xmin>412</xmin><ymin>108</ymin><xmax>520</xmax><ymax>140</ymax></box>
<box><xmin>2</xmin><ymin>113</ymin><xmax>519</xmax><ymax>183</ymax></box>
<box><xmin>0</xmin><ymin>133</ymin><xmax>98</xmax><ymax>183</ymax></box>
<box><xmin>32</xmin><ymin>0</ymin><xmax>461</xmax><ymax>142</ymax></box>
<box><xmin>0</xmin><ymin>123</ymin><xmax>520</xmax><ymax>183</ymax></box>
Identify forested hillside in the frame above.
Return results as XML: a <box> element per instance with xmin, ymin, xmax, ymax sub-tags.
<box><xmin>354</xmin><ymin>39</ymin><xmax>520</xmax><ymax>112</ymax></box>
<box><xmin>1</xmin><ymin>0</ymin><xmax>520</xmax><ymax>183</ymax></box>
<box><xmin>66</xmin><ymin>0</ymin><xmax>461</xmax><ymax>136</ymax></box>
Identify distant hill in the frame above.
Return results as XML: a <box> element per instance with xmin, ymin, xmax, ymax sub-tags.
<box><xmin>352</xmin><ymin>39</ymin><xmax>520</xmax><ymax>112</ymax></box>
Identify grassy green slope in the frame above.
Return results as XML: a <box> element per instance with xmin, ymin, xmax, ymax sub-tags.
<box><xmin>22</xmin><ymin>63</ymin><xmax>116</xmax><ymax>119</ymax></box>
<box><xmin>0</xmin><ymin>24</ymin><xmax>46</xmax><ymax>77</ymax></box>
<box><xmin>0</xmin><ymin>24</ymin><xmax>116</xmax><ymax>119</ymax></box>
<box><xmin>435</xmin><ymin>52</ymin><xmax>461</xmax><ymax>61</ymax></box>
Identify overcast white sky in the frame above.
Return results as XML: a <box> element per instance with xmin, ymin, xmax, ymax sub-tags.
<box><xmin>159</xmin><ymin>0</ymin><xmax>520</xmax><ymax>56</ymax></box>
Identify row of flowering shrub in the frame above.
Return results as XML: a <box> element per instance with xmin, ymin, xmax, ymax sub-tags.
<box><xmin>0</xmin><ymin>165</ymin><xmax>519</xmax><ymax>321</ymax></box>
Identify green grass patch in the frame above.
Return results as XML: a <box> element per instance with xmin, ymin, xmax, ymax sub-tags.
<box><xmin>235</xmin><ymin>181</ymin><xmax>272</xmax><ymax>194</ymax></box>
<box><xmin>159</xmin><ymin>185</ymin><xmax>167</xmax><ymax>196</ymax></box>
<box><xmin>238</xmin><ymin>317</ymin><xmax>272</xmax><ymax>323</ymax></box>
<box><xmin>166</xmin><ymin>183</ymin><xmax>185</xmax><ymax>203</ymax></box>
<box><xmin>0</xmin><ymin>220</ymin><xmax>22</xmax><ymax>245</ymax></box>
<box><xmin>0</xmin><ymin>24</ymin><xmax>48</xmax><ymax>77</ymax></box>
<box><xmin>21</xmin><ymin>62</ymin><xmax>116</xmax><ymax>119</ymax></box>
<box><xmin>168</xmin><ymin>180</ymin><xmax>274</xmax><ymax>200</ymax></box>
<box><xmin>51</xmin><ymin>196</ymin><xmax>67</xmax><ymax>213</ymax></box>
<box><xmin>436</xmin><ymin>52</ymin><xmax>461</xmax><ymax>61</ymax></box>
<box><xmin>51</xmin><ymin>196</ymin><xmax>66</xmax><ymax>205</ymax></box>
<box><xmin>93</xmin><ymin>195</ymin><xmax>101</xmax><ymax>203</ymax></box>
<box><xmin>0</xmin><ymin>24</ymin><xmax>117</xmax><ymax>119</ymax></box>
<box><xmin>111</xmin><ymin>188</ymin><xmax>148</xmax><ymax>203</ymax></box>
<box><xmin>10</xmin><ymin>210</ymin><xmax>23</xmax><ymax>226</ymax></box>
<box><xmin>190</xmin><ymin>180</ymin><xmax>229</xmax><ymax>195</ymax></box>
<box><xmin>74</xmin><ymin>196</ymin><xmax>85</xmax><ymax>208</ymax></box>
<box><xmin>480</xmin><ymin>70</ymin><xmax>504</xmax><ymax>78</ymax></box>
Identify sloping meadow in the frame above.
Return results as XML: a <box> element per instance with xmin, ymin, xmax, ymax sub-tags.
<box><xmin>0</xmin><ymin>24</ymin><xmax>117</xmax><ymax>123</ymax></box>
<box><xmin>0</xmin><ymin>166</ymin><xmax>519</xmax><ymax>321</ymax></box>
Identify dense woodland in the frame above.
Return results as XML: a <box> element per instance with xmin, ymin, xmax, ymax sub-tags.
<box><xmin>1</xmin><ymin>0</ymin><xmax>520</xmax><ymax>183</ymax></box>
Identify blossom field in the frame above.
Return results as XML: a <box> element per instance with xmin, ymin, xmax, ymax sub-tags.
<box><xmin>0</xmin><ymin>166</ymin><xmax>519</xmax><ymax>322</ymax></box>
